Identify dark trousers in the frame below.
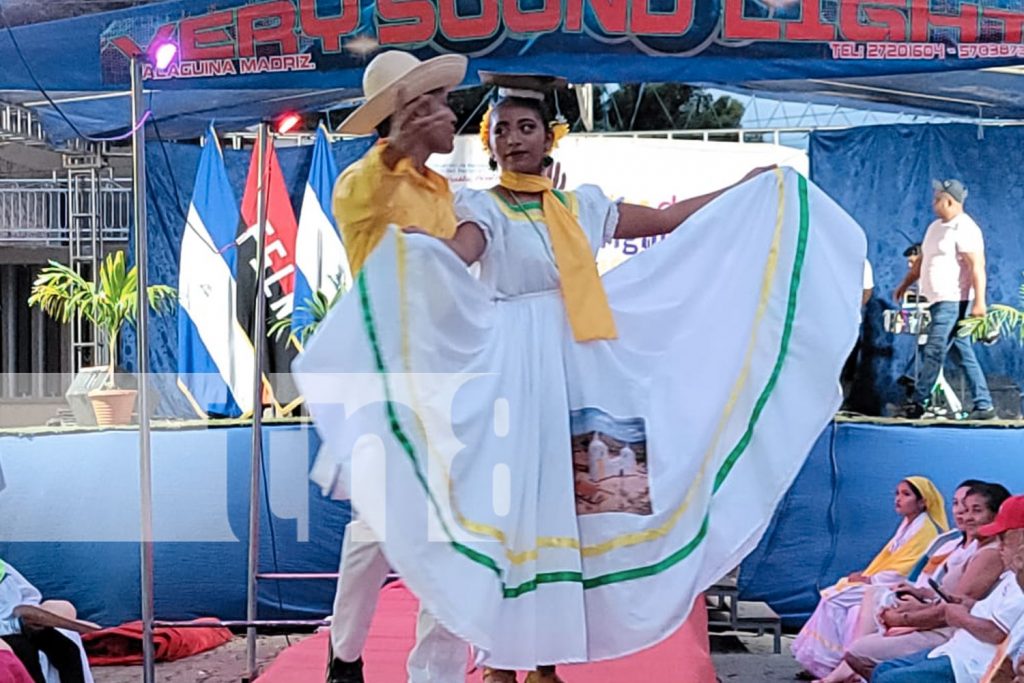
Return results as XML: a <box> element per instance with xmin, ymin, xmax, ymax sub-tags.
<box><xmin>2</xmin><ymin>629</ymin><xmax>86</xmax><ymax>683</ymax></box>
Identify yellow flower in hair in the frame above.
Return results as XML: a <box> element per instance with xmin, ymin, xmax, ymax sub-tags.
<box><xmin>549</xmin><ymin>117</ymin><xmax>570</xmax><ymax>151</ymax></box>
<box><xmin>479</xmin><ymin>104</ymin><xmax>493</xmax><ymax>152</ymax></box>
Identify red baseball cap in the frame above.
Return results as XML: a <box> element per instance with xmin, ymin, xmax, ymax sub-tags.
<box><xmin>979</xmin><ymin>495</ymin><xmax>1024</xmax><ymax>537</ymax></box>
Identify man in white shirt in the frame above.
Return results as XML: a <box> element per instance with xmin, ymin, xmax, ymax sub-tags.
<box><xmin>871</xmin><ymin>495</ymin><xmax>1024</xmax><ymax>682</ymax></box>
<box><xmin>894</xmin><ymin>179</ymin><xmax>994</xmax><ymax>420</ymax></box>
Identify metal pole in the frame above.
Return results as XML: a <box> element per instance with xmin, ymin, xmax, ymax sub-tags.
<box><xmin>131</xmin><ymin>55</ymin><xmax>156</xmax><ymax>683</ymax></box>
<box><xmin>245</xmin><ymin>122</ymin><xmax>270</xmax><ymax>682</ymax></box>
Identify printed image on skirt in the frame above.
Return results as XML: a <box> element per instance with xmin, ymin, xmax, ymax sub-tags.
<box><xmin>571</xmin><ymin>408</ymin><xmax>651</xmax><ymax>516</ymax></box>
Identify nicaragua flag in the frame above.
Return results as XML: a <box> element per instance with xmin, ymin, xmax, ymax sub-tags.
<box><xmin>176</xmin><ymin>125</ymin><xmax>256</xmax><ymax>418</ymax></box>
<box><xmin>292</xmin><ymin>125</ymin><xmax>348</xmax><ymax>337</ymax></box>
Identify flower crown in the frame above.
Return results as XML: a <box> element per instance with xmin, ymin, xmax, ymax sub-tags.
<box><xmin>479</xmin><ymin>104</ymin><xmax>570</xmax><ymax>155</ymax></box>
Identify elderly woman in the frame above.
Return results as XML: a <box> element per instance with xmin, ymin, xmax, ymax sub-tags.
<box><xmin>792</xmin><ymin>477</ymin><xmax>948</xmax><ymax>679</ymax></box>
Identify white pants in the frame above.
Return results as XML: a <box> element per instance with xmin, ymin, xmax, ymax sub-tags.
<box><xmin>331</xmin><ymin>519</ymin><xmax>467</xmax><ymax>683</ymax></box>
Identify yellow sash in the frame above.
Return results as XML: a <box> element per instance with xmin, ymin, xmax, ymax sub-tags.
<box><xmin>499</xmin><ymin>171</ymin><xmax>617</xmax><ymax>342</ymax></box>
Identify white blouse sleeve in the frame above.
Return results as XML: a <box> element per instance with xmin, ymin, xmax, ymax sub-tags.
<box><xmin>573</xmin><ymin>184</ymin><xmax>620</xmax><ymax>248</ymax></box>
<box><xmin>454</xmin><ymin>189</ymin><xmax>495</xmax><ymax>249</ymax></box>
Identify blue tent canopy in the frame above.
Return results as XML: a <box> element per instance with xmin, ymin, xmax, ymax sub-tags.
<box><xmin>1</xmin><ymin>0</ymin><xmax>1023</xmax><ymax>140</ymax></box>
<box><xmin>739</xmin><ymin>67</ymin><xmax>1024</xmax><ymax>120</ymax></box>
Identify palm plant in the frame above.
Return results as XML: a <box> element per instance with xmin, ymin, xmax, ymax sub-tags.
<box><xmin>958</xmin><ymin>275</ymin><xmax>1024</xmax><ymax>343</ymax></box>
<box><xmin>28</xmin><ymin>251</ymin><xmax>177</xmax><ymax>386</ymax></box>
<box><xmin>269</xmin><ymin>286</ymin><xmax>344</xmax><ymax>350</ymax></box>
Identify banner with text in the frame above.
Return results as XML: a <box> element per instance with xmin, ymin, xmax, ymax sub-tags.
<box><xmin>3</xmin><ymin>0</ymin><xmax>1023</xmax><ymax>92</ymax></box>
<box><xmin>430</xmin><ymin>135</ymin><xmax>808</xmax><ymax>272</ymax></box>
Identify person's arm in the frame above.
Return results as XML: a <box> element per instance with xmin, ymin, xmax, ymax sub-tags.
<box><xmin>404</xmin><ymin>222</ymin><xmax>486</xmax><ymax>266</ymax></box>
<box><xmin>945</xmin><ymin>603</ymin><xmax>1010</xmax><ymax>644</ymax></box>
<box><xmin>894</xmin><ymin>259</ymin><xmax>922</xmax><ymax>301</ymax></box>
<box><xmin>868</xmin><ymin>570</ymin><xmax>906</xmax><ymax>585</ymax></box>
<box><xmin>962</xmin><ymin>250</ymin><xmax>988</xmax><ymax>317</ymax></box>
<box><xmin>613</xmin><ymin>166</ymin><xmax>776</xmax><ymax>239</ymax></box>
<box><xmin>956</xmin><ymin>550</ymin><xmax>1007</xmax><ymax>604</ymax></box>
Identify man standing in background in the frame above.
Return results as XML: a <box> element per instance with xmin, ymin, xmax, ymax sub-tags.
<box><xmin>894</xmin><ymin>179</ymin><xmax>995</xmax><ymax>420</ymax></box>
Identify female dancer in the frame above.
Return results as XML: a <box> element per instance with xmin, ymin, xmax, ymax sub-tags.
<box><xmin>296</xmin><ymin>72</ymin><xmax>866</xmax><ymax>680</ymax></box>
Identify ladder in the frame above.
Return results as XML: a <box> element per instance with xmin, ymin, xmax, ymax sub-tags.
<box><xmin>65</xmin><ymin>160</ymin><xmax>105</xmax><ymax>372</ymax></box>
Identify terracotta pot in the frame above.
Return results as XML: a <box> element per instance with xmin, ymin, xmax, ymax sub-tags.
<box><xmin>88</xmin><ymin>388</ymin><xmax>137</xmax><ymax>426</ymax></box>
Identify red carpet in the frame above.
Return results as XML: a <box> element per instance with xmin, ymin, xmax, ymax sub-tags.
<box><xmin>256</xmin><ymin>582</ymin><xmax>716</xmax><ymax>683</ymax></box>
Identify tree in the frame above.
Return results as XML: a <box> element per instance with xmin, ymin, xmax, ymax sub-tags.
<box><xmin>597</xmin><ymin>84</ymin><xmax>745</xmax><ymax>131</ymax></box>
<box><xmin>447</xmin><ymin>83</ymin><xmax>744</xmax><ymax>136</ymax></box>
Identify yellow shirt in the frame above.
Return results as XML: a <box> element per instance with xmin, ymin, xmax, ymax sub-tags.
<box><xmin>332</xmin><ymin>142</ymin><xmax>457</xmax><ymax>275</ymax></box>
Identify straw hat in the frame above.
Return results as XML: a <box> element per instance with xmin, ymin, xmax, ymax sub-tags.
<box><xmin>337</xmin><ymin>51</ymin><xmax>468</xmax><ymax>135</ymax></box>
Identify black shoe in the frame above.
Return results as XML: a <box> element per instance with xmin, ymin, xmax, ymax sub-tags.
<box><xmin>327</xmin><ymin>656</ymin><xmax>364</xmax><ymax>683</ymax></box>
<box><xmin>897</xmin><ymin>402</ymin><xmax>926</xmax><ymax>419</ymax></box>
<box><xmin>969</xmin><ymin>407</ymin><xmax>997</xmax><ymax>420</ymax></box>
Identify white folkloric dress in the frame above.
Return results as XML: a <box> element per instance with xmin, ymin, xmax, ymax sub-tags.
<box><xmin>296</xmin><ymin>168</ymin><xmax>866</xmax><ymax>669</ymax></box>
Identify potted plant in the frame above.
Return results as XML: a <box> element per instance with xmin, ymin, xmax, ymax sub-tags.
<box><xmin>28</xmin><ymin>251</ymin><xmax>177</xmax><ymax>425</ymax></box>
<box><xmin>269</xmin><ymin>278</ymin><xmax>345</xmax><ymax>351</ymax></box>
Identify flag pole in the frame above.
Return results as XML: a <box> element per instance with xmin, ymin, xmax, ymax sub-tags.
<box><xmin>130</xmin><ymin>54</ymin><xmax>157</xmax><ymax>683</ymax></box>
<box><xmin>245</xmin><ymin>122</ymin><xmax>269</xmax><ymax>682</ymax></box>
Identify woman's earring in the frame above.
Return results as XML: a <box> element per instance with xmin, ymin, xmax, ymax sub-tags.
<box><xmin>488</xmin><ymin>157</ymin><xmax>498</xmax><ymax>171</ymax></box>
<box><xmin>542</xmin><ymin>155</ymin><xmax>554</xmax><ymax>168</ymax></box>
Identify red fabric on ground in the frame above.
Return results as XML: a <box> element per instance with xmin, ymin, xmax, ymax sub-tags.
<box><xmin>257</xmin><ymin>581</ymin><xmax>716</xmax><ymax>682</ymax></box>
<box><xmin>82</xmin><ymin>618</ymin><xmax>233</xmax><ymax>666</ymax></box>
<box><xmin>0</xmin><ymin>650</ymin><xmax>35</xmax><ymax>683</ymax></box>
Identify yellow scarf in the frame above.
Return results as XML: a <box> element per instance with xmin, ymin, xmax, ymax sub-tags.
<box><xmin>499</xmin><ymin>171</ymin><xmax>617</xmax><ymax>342</ymax></box>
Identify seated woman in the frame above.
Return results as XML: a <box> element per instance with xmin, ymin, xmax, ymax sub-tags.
<box><xmin>792</xmin><ymin>477</ymin><xmax>948</xmax><ymax>679</ymax></box>
<box><xmin>839</xmin><ymin>482</ymin><xmax>1010</xmax><ymax>681</ymax></box>
<box><xmin>0</xmin><ymin>559</ymin><xmax>95</xmax><ymax>683</ymax></box>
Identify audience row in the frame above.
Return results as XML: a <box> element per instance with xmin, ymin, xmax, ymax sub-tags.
<box><xmin>793</xmin><ymin>478</ymin><xmax>1024</xmax><ymax>683</ymax></box>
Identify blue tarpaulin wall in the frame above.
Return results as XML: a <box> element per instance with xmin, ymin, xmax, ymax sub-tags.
<box><xmin>739</xmin><ymin>420</ymin><xmax>1024</xmax><ymax>627</ymax></box>
<box><xmin>809</xmin><ymin>123</ymin><xmax>1024</xmax><ymax>412</ymax></box>
<box><xmin>0</xmin><ymin>424</ymin><xmax>349</xmax><ymax>625</ymax></box>
<box><xmin>117</xmin><ymin>134</ymin><xmax>374</xmax><ymax>416</ymax></box>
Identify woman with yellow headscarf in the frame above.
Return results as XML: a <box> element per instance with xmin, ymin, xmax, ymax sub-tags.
<box><xmin>792</xmin><ymin>476</ymin><xmax>949</xmax><ymax>680</ymax></box>
<box><xmin>296</xmin><ymin>72</ymin><xmax>867</xmax><ymax>680</ymax></box>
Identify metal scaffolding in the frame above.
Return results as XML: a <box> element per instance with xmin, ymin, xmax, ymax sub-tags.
<box><xmin>0</xmin><ymin>172</ymin><xmax>130</xmax><ymax>377</ymax></box>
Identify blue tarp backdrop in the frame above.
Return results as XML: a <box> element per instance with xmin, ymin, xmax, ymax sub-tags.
<box><xmin>810</xmin><ymin>123</ymin><xmax>1024</xmax><ymax>411</ymax></box>
<box><xmin>739</xmin><ymin>420</ymin><xmax>1024</xmax><ymax>626</ymax></box>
